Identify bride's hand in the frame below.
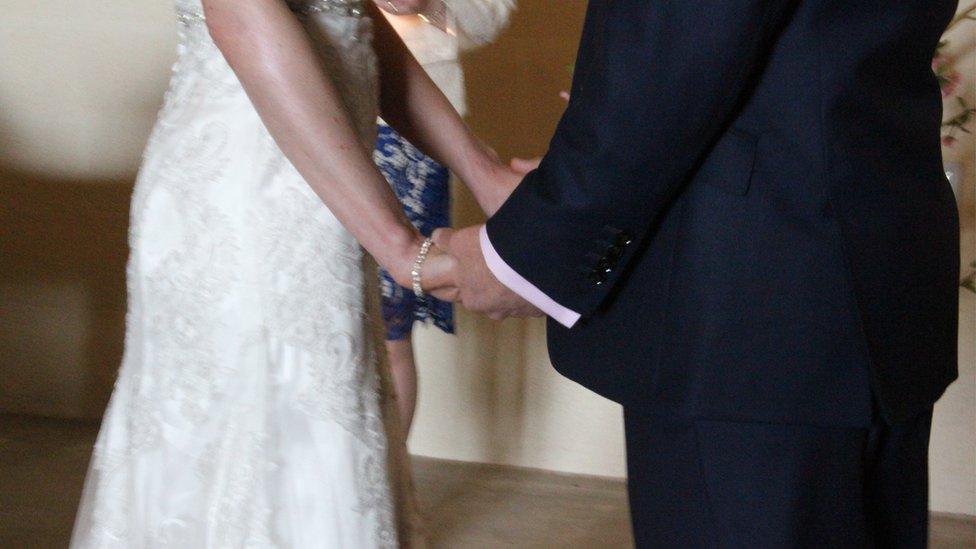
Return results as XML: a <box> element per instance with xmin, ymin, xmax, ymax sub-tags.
<box><xmin>510</xmin><ymin>156</ymin><xmax>542</xmax><ymax>175</ymax></box>
<box><xmin>473</xmin><ymin>157</ymin><xmax>525</xmax><ymax>217</ymax></box>
<box><xmin>484</xmin><ymin>167</ymin><xmax>521</xmax><ymax>217</ymax></box>
<box><xmin>388</xmin><ymin>238</ymin><xmax>459</xmax><ymax>302</ymax></box>
<box><xmin>470</xmin><ymin>146</ymin><xmax>546</xmax><ymax>217</ymax></box>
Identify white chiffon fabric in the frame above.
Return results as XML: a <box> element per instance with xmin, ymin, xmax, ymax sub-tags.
<box><xmin>70</xmin><ymin>1</ymin><xmax>410</xmax><ymax>547</ymax></box>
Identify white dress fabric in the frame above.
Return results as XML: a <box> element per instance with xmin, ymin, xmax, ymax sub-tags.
<box><xmin>70</xmin><ymin>1</ymin><xmax>403</xmax><ymax>547</ymax></box>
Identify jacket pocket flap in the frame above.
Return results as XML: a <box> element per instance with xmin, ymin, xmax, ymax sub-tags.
<box><xmin>694</xmin><ymin>127</ymin><xmax>759</xmax><ymax>196</ymax></box>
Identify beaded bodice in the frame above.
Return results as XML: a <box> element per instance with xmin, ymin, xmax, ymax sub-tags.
<box><xmin>174</xmin><ymin>0</ymin><xmax>367</xmax><ymax>21</ymax></box>
<box><xmin>163</xmin><ymin>0</ymin><xmax>378</xmax><ymax>145</ymax></box>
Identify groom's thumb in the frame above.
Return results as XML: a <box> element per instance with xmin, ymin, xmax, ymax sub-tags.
<box><xmin>511</xmin><ymin>157</ymin><xmax>542</xmax><ymax>175</ymax></box>
<box><xmin>432</xmin><ymin>228</ymin><xmax>454</xmax><ymax>252</ymax></box>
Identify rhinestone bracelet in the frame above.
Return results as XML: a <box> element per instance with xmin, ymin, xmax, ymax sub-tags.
<box><xmin>411</xmin><ymin>238</ymin><xmax>434</xmax><ymax>299</ymax></box>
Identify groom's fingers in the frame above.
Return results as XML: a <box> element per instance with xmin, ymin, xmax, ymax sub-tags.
<box><xmin>431</xmin><ymin>227</ymin><xmax>454</xmax><ymax>252</ymax></box>
<box><xmin>422</xmin><ymin>251</ymin><xmax>457</xmax><ymax>290</ymax></box>
<box><xmin>430</xmin><ymin>286</ymin><xmax>459</xmax><ymax>302</ymax></box>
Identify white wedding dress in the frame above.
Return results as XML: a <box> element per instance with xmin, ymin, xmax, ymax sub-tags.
<box><xmin>71</xmin><ymin>1</ymin><xmax>406</xmax><ymax>547</ymax></box>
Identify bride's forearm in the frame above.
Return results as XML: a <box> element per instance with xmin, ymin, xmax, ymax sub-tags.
<box><xmin>202</xmin><ymin>0</ymin><xmax>421</xmax><ymax>282</ymax></box>
<box><xmin>369</xmin><ymin>2</ymin><xmax>507</xmax><ymax>211</ymax></box>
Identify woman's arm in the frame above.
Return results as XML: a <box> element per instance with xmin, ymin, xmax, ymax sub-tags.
<box><xmin>368</xmin><ymin>1</ymin><xmax>520</xmax><ymax>215</ymax></box>
<box><xmin>201</xmin><ymin>0</ymin><xmax>449</xmax><ymax>289</ymax></box>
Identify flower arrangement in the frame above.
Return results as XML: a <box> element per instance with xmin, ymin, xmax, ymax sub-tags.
<box><xmin>935</xmin><ymin>5</ymin><xmax>975</xmax><ymax>148</ymax></box>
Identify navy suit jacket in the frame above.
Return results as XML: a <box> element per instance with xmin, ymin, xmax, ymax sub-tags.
<box><xmin>486</xmin><ymin>0</ymin><xmax>960</xmax><ymax>427</ymax></box>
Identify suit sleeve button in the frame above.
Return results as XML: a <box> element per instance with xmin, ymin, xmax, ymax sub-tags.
<box><xmin>587</xmin><ymin>270</ymin><xmax>607</xmax><ymax>286</ymax></box>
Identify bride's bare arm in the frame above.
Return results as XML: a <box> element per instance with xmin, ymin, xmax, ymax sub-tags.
<box><xmin>201</xmin><ymin>0</ymin><xmax>452</xmax><ymax>288</ymax></box>
<box><xmin>368</xmin><ymin>2</ymin><xmax>520</xmax><ymax>215</ymax></box>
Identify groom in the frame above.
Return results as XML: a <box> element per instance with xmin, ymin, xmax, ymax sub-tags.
<box><xmin>435</xmin><ymin>0</ymin><xmax>961</xmax><ymax>546</ymax></box>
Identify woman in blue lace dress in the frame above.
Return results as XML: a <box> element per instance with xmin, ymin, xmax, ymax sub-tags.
<box><xmin>375</xmin><ymin>0</ymin><xmax>514</xmax><ymax>436</ymax></box>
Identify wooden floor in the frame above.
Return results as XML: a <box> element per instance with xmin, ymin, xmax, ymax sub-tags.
<box><xmin>1</xmin><ymin>414</ymin><xmax>972</xmax><ymax>548</ymax></box>
<box><xmin>413</xmin><ymin>458</ymin><xmax>633</xmax><ymax>548</ymax></box>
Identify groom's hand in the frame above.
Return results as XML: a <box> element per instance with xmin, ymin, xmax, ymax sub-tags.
<box><xmin>433</xmin><ymin>226</ymin><xmax>543</xmax><ymax>321</ymax></box>
<box><xmin>420</xmin><ymin>247</ymin><xmax>460</xmax><ymax>303</ymax></box>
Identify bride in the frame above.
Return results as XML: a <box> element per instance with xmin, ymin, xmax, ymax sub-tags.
<box><xmin>70</xmin><ymin>0</ymin><xmax>518</xmax><ymax>546</ymax></box>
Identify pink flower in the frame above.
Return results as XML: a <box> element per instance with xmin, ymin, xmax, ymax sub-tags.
<box><xmin>942</xmin><ymin>135</ymin><xmax>957</xmax><ymax>148</ymax></box>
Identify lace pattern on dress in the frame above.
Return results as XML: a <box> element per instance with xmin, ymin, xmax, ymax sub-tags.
<box><xmin>72</xmin><ymin>1</ymin><xmax>396</xmax><ymax>547</ymax></box>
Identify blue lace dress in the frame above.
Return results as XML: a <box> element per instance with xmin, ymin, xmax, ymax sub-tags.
<box><xmin>374</xmin><ymin>123</ymin><xmax>455</xmax><ymax>340</ymax></box>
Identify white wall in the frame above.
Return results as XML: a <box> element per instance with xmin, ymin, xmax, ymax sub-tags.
<box><xmin>409</xmin><ymin>318</ymin><xmax>627</xmax><ymax>477</ymax></box>
<box><xmin>0</xmin><ymin>0</ymin><xmax>971</xmax><ymax>515</ymax></box>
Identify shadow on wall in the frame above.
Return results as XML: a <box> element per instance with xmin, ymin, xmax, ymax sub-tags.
<box><xmin>0</xmin><ymin>166</ymin><xmax>132</xmax><ymax>419</ymax></box>
<box><xmin>459</xmin><ymin>1</ymin><xmax>587</xmax><ymax>462</ymax></box>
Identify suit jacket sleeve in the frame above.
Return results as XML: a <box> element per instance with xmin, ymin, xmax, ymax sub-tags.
<box><xmin>486</xmin><ymin>0</ymin><xmax>796</xmax><ymax>318</ymax></box>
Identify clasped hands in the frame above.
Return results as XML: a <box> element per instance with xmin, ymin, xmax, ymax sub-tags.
<box><xmin>418</xmin><ymin>157</ymin><xmax>546</xmax><ymax>321</ymax></box>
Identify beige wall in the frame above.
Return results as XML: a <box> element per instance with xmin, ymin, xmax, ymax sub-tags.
<box><xmin>0</xmin><ymin>1</ymin><xmax>176</xmax><ymax>419</ymax></box>
<box><xmin>0</xmin><ymin>0</ymin><xmax>972</xmax><ymax>515</ymax></box>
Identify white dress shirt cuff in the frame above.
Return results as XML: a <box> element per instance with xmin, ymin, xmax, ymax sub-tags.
<box><xmin>479</xmin><ymin>225</ymin><xmax>582</xmax><ymax>328</ymax></box>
